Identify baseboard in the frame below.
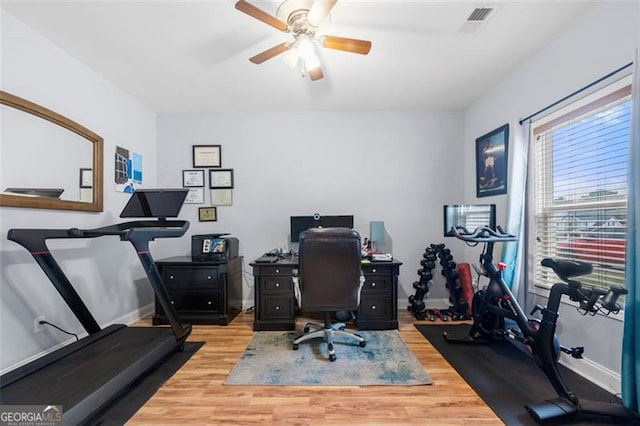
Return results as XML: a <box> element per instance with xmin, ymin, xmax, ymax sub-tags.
<box><xmin>400</xmin><ymin>297</ymin><xmax>452</xmax><ymax>310</ymax></box>
<box><xmin>105</xmin><ymin>303</ymin><xmax>155</xmax><ymax>327</ymax></box>
<box><xmin>422</xmin><ymin>297</ymin><xmax>452</xmax><ymax>309</ymax></box>
<box><xmin>560</xmin><ymin>354</ymin><xmax>621</xmax><ymax>395</ymax></box>
<box><xmin>0</xmin><ymin>304</ymin><xmax>155</xmax><ymax>376</ymax></box>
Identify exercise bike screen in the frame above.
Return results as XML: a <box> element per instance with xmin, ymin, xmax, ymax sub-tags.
<box><xmin>443</xmin><ymin>204</ymin><xmax>496</xmax><ymax>237</ymax></box>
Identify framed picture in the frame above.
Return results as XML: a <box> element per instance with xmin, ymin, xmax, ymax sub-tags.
<box><xmin>476</xmin><ymin>124</ymin><xmax>509</xmax><ymax>197</ymax></box>
<box><xmin>182</xmin><ymin>169</ymin><xmax>205</xmax><ymax>187</ymax></box>
<box><xmin>211</xmin><ymin>189</ymin><xmax>233</xmax><ymax>206</ymax></box>
<box><xmin>199</xmin><ymin>206</ymin><xmax>217</xmax><ymax>222</ymax></box>
<box><xmin>79</xmin><ymin>168</ymin><xmax>93</xmax><ymax>188</ymax></box>
<box><xmin>209</xmin><ymin>169</ymin><xmax>234</xmax><ymax>189</ymax></box>
<box><xmin>79</xmin><ymin>187</ymin><xmax>93</xmax><ymax>202</ymax></box>
<box><xmin>184</xmin><ymin>187</ymin><xmax>205</xmax><ymax>204</ymax></box>
<box><xmin>193</xmin><ymin>145</ymin><xmax>221</xmax><ymax>168</ymax></box>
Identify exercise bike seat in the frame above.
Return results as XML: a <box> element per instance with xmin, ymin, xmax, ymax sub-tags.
<box><xmin>541</xmin><ymin>258</ymin><xmax>593</xmax><ymax>282</ymax></box>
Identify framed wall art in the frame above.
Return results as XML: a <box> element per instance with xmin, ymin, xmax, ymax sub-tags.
<box><xmin>79</xmin><ymin>168</ymin><xmax>93</xmax><ymax>188</ymax></box>
<box><xmin>182</xmin><ymin>169</ymin><xmax>205</xmax><ymax>187</ymax></box>
<box><xmin>209</xmin><ymin>169</ymin><xmax>234</xmax><ymax>189</ymax></box>
<box><xmin>211</xmin><ymin>189</ymin><xmax>233</xmax><ymax>206</ymax></box>
<box><xmin>198</xmin><ymin>207</ymin><xmax>217</xmax><ymax>222</ymax></box>
<box><xmin>184</xmin><ymin>187</ymin><xmax>205</xmax><ymax>204</ymax></box>
<box><xmin>476</xmin><ymin>124</ymin><xmax>509</xmax><ymax>198</ymax></box>
<box><xmin>193</xmin><ymin>145</ymin><xmax>221</xmax><ymax>168</ymax></box>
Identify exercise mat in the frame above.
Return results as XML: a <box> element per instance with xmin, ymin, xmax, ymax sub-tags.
<box><xmin>416</xmin><ymin>324</ymin><xmax>621</xmax><ymax>426</ymax></box>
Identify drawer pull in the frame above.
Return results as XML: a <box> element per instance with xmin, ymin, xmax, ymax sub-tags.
<box><xmin>170</xmin><ymin>301</ymin><xmax>174</xmax><ymax>304</ymax></box>
<box><xmin>275</xmin><ymin>269</ymin><xmax>280</xmax><ymax>274</ymax></box>
<box><xmin>371</xmin><ymin>305</ymin><xmax>376</xmax><ymax>310</ymax></box>
<box><xmin>372</xmin><ymin>268</ymin><xmax>377</xmax><ymax>273</ymax></box>
<box><xmin>371</xmin><ymin>282</ymin><xmax>376</xmax><ymax>287</ymax></box>
<box><xmin>207</xmin><ymin>275</ymin><xmax>212</xmax><ymax>280</ymax></box>
<box><xmin>275</xmin><ymin>282</ymin><xmax>280</xmax><ymax>287</ymax></box>
<box><xmin>208</xmin><ymin>301</ymin><xmax>212</xmax><ymax>305</ymax></box>
<box><xmin>275</xmin><ymin>306</ymin><xmax>280</xmax><ymax>310</ymax></box>
<box><xmin>169</xmin><ymin>275</ymin><xmax>175</xmax><ymax>280</ymax></box>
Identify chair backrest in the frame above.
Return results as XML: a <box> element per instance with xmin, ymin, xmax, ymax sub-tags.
<box><xmin>298</xmin><ymin>227</ymin><xmax>362</xmax><ymax>311</ymax></box>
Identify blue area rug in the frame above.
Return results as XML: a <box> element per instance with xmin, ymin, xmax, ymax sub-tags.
<box><xmin>224</xmin><ymin>330</ymin><xmax>433</xmax><ymax>386</ymax></box>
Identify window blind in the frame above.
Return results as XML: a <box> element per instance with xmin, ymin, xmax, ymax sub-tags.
<box><xmin>531</xmin><ymin>81</ymin><xmax>631</xmax><ymax>290</ymax></box>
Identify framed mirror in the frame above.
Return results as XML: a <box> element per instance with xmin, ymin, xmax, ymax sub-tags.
<box><xmin>0</xmin><ymin>91</ymin><xmax>103</xmax><ymax>212</ymax></box>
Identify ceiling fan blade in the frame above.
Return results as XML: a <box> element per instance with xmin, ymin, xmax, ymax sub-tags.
<box><xmin>249</xmin><ymin>42</ymin><xmax>291</xmax><ymax>64</ymax></box>
<box><xmin>307</xmin><ymin>0</ymin><xmax>338</xmax><ymax>27</ymax></box>
<box><xmin>320</xmin><ymin>35</ymin><xmax>371</xmax><ymax>55</ymax></box>
<box><xmin>308</xmin><ymin>65</ymin><xmax>324</xmax><ymax>81</ymax></box>
<box><xmin>235</xmin><ymin>0</ymin><xmax>288</xmax><ymax>32</ymax></box>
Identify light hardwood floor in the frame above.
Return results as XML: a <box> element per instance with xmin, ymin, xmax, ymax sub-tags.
<box><xmin>127</xmin><ymin>310</ymin><xmax>503</xmax><ymax>425</ymax></box>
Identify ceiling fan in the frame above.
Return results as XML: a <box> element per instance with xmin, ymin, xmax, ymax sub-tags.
<box><xmin>235</xmin><ymin>0</ymin><xmax>372</xmax><ymax>81</ymax></box>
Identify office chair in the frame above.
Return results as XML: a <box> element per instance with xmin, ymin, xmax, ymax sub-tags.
<box><xmin>292</xmin><ymin>227</ymin><xmax>367</xmax><ymax>361</ymax></box>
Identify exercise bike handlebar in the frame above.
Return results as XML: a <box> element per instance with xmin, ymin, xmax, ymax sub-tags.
<box><xmin>450</xmin><ymin>225</ymin><xmax>518</xmax><ymax>243</ymax></box>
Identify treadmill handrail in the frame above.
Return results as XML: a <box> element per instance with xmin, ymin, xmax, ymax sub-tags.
<box><xmin>7</xmin><ymin>219</ymin><xmax>190</xmax><ymax>340</ymax></box>
<box><xmin>8</xmin><ymin>220</ymin><xmax>189</xmax><ymax>253</ymax></box>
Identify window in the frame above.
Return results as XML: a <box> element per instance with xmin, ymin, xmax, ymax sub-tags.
<box><xmin>530</xmin><ymin>77</ymin><xmax>631</xmax><ymax>290</ymax></box>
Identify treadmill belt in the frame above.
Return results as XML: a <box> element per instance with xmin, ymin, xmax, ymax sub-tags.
<box><xmin>0</xmin><ymin>326</ymin><xmax>181</xmax><ymax>425</ymax></box>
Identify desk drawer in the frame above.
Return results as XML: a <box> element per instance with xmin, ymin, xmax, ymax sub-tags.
<box><xmin>259</xmin><ymin>265</ymin><xmax>295</xmax><ymax>276</ymax></box>
<box><xmin>261</xmin><ymin>296</ymin><xmax>295</xmax><ymax>319</ymax></box>
<box><xmin>164</xmin><ymin>266</ymin><xmax>221</xmax><ymax>290</ymax></box>
<box><xmin>262</xmin><ymin>276</ymin><xmax>293</xmax><ymax>292</ymax></box>
<box><xmin>361</xmin><ymin>264</ymin><xmax>391</xmax><ymax>276</ymax></box>
<box><xmin>358</xmin><ymin>296</ymin><xmax>391</xmax><ymax>319</ymax></box>
<box><xmin>362</xmin><ymin>276</ymin><xmax>390</xmax><ymax>294</ymax></box>
<box><xmin>169</xmin><ymin>293</ymin><xmax>221</xmax><ymax>313</ymax></box>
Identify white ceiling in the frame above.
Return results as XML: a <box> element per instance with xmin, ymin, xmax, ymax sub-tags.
<box><xmin>2</xmin><ymin>0</ymin><xmax>594</xmax><ymax>113</ymax></box>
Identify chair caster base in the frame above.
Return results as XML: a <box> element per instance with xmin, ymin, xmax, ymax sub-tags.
<box><xmin>329</xmin><ymin>354</ymin><xmax>337</xmax><ymax>362</ymax></box>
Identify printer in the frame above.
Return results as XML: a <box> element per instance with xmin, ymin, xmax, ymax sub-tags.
<box><xmin>191</xmin><ymin>234</ymin><xmax>239</xmax><ymax>262</ymax></box>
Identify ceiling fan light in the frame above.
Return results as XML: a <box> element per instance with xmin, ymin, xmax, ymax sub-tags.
<box><xmin>297</xmin><ymin>38</ymin><xmax>315</xmax><ymax>58</ymax></box>
<box><xmin>295</xmin><ymin>36</ymin><xmax>321</xmax><ymax>72</ymax></box>
<box><xmin>303</xmin><ymin>52</ymin><xmax>321</xmax><ymax>72</ymax></box>
<box><xmin>282</xmin><ymin>48</ymin><xmax>300</xmax><ymax>68</ymax></box>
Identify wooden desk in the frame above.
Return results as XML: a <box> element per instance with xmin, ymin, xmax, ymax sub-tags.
<box><xmin>250</xmin><ymin>257</ymin><xmax>402</xmax><ymax>331</ymax></box>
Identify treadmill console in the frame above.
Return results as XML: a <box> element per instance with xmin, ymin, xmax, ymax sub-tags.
<box><xmin>120</xmin><ymin>188</ymin><xmax>189</xmax><ymax>219</ymax></box>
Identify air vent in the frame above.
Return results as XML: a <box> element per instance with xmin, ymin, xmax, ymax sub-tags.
<box><xmin>467</xmin><ymin>7</ymin><xmax>494</xmax><ymax>22</ymax></box>
<box><xmin>459</xmin><ymin>5</ymin><xmax>499</xmax><ymax>34</ymax></box>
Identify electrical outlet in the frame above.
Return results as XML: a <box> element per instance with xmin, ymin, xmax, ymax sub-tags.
<box><xmin>34</xmin><ymin>316</ymin><xmax>45</xmax><ymax>333</ymax></box>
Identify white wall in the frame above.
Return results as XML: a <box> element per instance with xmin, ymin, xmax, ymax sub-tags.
<box><xmin>156</xmin><ymin>110</ymin><xmax>465</xmax><ymax>308</ymax></box>
<box><xmin>2</xmin><ymin>0</ymin><xmax>636</xmax><ymax>394</ymax></box>
<box><xmin>0</xmin><ymin>11</ymin><xmax>158</xmax><ymax>372</ymax></box>
<box><xmin>462</xmin><ymin>1</ymin><xmax>639</xmax><ymax>393</ymax></box>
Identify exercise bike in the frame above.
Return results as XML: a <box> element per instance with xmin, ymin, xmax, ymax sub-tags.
<box><xmin>444</xmin><ymin>225</ymin><xmax>638</xmax><ymax>424</ymax></box>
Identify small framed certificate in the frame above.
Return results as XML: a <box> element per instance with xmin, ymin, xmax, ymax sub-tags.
<box><xmin>79</xmin><ymin>168</ymin><xmax>93</xmax><ymax>188</ymax></box>
<box><xmin>182</xmin><ymin>169</ymin><xmax>205</xmax><ymax>187</ymax></box>
<box><xmin>80</xmin><ymin>187</ymin><xmax>93</xmax><ymax>202</ymax></box>
<box><xmin>211</xmin><ymin>189</ymin><xmax>233</xmax><ymax>206</ymax></box>
<box><xmin>184</xmin><ymin>187</ymin><xmax>205</xmax><ymax>204</ymax></box>
<box><xmin>199</xmin><ymin>207</ymin><xmax>217</xmax><ymax>222</ymax></box>
<box><xmin>209</xmin><ymin>168</ymin><xmax>234</xmax><ymax>189</ymax></box>
<box><xmin>193</xmin><ymin>145</ymin><xmax>221</xmax><ymax>168</ymax></box>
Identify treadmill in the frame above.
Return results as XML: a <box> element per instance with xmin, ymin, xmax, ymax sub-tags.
<box><xmin>0</xmin><ymin>189</ymin><xmax>192</xmax><ymax>425</ymax></box>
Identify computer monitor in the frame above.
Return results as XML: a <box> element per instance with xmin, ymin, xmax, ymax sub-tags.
<box><xmin>290</xmin><ymin>214</ymin><xmax>355</xmax><ymax>243</ymax></box>
<box><xmin>120</xmin><ymin>189</ymin><xmax>189</xmax><ymax>219</ymax></box>
<box><xmin>443</xmin><ymin>204</ymin><xmax>496</xmax><ymax>237</ymax></box>
<box><xmin>290</xmin><ymin>216</ymin><xmax>317</xmax><ymax>243</ymax></box>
